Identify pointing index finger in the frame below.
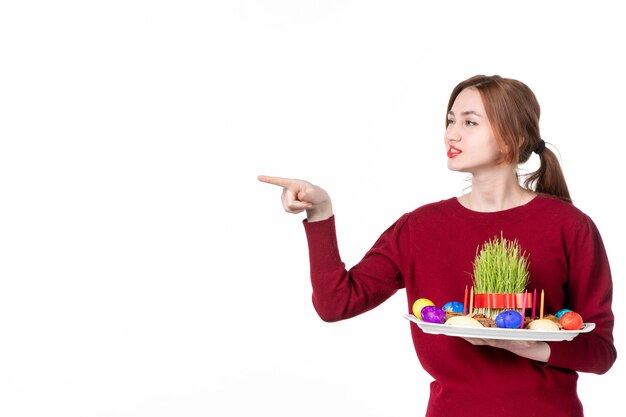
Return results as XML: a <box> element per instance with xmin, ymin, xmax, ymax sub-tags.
<box><xmin>257</xmin><ymin>175</ymin><xmax>295</xmax><ymax>188</ymax></box>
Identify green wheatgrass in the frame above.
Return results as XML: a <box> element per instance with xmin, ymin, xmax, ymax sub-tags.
<box><xmin>472</xmin><ymin>232</ymin><xmax>530</xmax><ymax>318</ymax></box>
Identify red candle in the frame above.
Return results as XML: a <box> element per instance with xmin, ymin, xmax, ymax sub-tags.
<box><xmin>531</xmin><ymin>288</ymin><xmax>537</xmax><ymax>320</ymax></box>
<box><xmin>519</xmin><ymin>290</ymin><xmax>528</xmax><ymax>328</ymax></box>
<box><xmin>463</xmin><ymin>285</ymin><xmax>468</xmax><ymax>315</ymax></box>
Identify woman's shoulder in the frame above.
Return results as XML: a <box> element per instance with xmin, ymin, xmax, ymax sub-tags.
<box><xmin>376</xmin><ymin>198</ymin><xmax>457</xmax><ymax>240</ymax></box>
<box><xmin>406</xmin><ymin>197</ymin><xmax>456</xmax><ymax>214</ymax></box>
<box><xmin>536</xmin><ymin>194</ymin><xmax>591</xmax><ymax>220</ymax></box>
<box><xmin>398</xmin><ymin>198</ymin><xmax>458</xmax><ymax>224</ymax></box>
<box><xmin>534</xmin><ymin>194</ymin><xmax>599</xmax><ymax>236</ymax></box>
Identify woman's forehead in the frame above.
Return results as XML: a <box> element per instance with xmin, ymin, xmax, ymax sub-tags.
<box><xmin>450</xmin><ymin>88</ymin><xmax>485</xmax><ymax>115</ymax></box>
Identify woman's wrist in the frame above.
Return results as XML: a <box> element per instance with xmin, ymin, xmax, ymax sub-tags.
<box><xmin>306</xmin><ymin>200</ymin><xmax>333</xmax><ymax>222</ymax></box>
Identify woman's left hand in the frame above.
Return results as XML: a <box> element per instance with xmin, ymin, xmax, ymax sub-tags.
<box><xmin>463</xmin><ymin>338</ymin><xmax>551</xmax><ymax>362</ymax></box>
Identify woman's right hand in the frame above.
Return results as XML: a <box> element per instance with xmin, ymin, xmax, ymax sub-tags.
<box><xmin>257</xmin><ymin>175</ymin><xmax>333</xmax><ymax>222</ymax></box>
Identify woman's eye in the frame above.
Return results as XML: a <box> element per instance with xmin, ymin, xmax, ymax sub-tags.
<box><xmin>465</xmin><ymin>120</ymin><xmax>477</xmax><ymax>126</ymax></box>
<box><xmin>446</xmin><ymin>119</ymin><xmax>454</xmax><ymax>126</ymax></box>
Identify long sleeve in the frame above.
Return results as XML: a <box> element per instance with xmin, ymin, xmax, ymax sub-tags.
<box><xmin>303</xmin><ymin>215</ymin><xmax>406</xmax><ymax>322</ymax></box>
<box><xmin>546</xmin><ymin>215</ymin><xmax>617</xmax><ymax>374</ymax></box>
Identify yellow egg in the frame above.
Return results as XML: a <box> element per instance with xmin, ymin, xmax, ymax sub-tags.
<box><xmin>412</xmin><ymin>298</ymin><xmax>435</xmax><ymax>319</ymax></box>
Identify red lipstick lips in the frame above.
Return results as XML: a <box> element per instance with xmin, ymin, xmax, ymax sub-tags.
<box><xmin>447</xmin><ymin>145</ymin><xmax>462</xmax><ymax>158</ymax></box>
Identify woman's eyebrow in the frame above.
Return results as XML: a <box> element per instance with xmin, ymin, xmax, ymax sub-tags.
<box><xmin>448</xmin><ymin>110</ymin><xmax>483</xmax><ymax>117</ymax></box>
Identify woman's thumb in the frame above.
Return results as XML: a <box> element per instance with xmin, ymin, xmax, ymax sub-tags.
<box><xmin>297</xmin><ymin>188</ymin><xmax>307</xmax><ymax>202</ymax></box>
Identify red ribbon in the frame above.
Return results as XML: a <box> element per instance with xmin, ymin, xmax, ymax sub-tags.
<box><xmin>474</xmin><ymin>293</ymin><xmax>533</xmax><ymax>309</ymax></box>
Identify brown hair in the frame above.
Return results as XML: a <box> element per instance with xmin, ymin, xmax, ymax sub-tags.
<box><xmin>447</xmin><ymin>75</ymin><xmax>572</xmax><ymax>203</ymax></box>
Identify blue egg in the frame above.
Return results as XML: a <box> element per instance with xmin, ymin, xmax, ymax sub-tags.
<box><xmin>495</xmin><ymin>310</ymin><xmax>523</xmax><ymax>329</ymax></box>
<box><xmin>442</xmin><ymin>301</ymin><xmax>464</xmax><ymax>313</ymax></box>
<box><xmin>555</xmin><ymin>309</ymin><xmax>572</xmax><ymax>319</ymax></box>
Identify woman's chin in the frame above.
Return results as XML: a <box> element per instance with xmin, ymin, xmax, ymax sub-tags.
<box><xmin>447</xmin><ymin>160</ymin><xmax>467</xmax><ymax>172</ymax></box>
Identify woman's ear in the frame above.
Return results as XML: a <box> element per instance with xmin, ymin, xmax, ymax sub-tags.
<box><xmin>519</xmin><ymin>136</ymin><xmax>526</xmax><ymax>147</ymax></box>
<box><xmin>505</xmin><ymin>136</ymin><xmax>525</xmax><ymax>155</ymax></box>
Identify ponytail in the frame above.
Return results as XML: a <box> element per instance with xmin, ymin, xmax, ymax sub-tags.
<box><xmin>523</xmin><ymin>144</ymin><xmax>572</xmax><ymax>203</ymax></box>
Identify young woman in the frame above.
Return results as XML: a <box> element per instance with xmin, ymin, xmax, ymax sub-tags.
<box><xmin>258</xmin><ymin>75</ymin><xmax>616</xmax><ymax>417</ymax></box>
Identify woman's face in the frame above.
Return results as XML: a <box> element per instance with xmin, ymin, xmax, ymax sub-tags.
<box><xmin>445</xmin><ymin>88</ymin><xmax>503</xmax><ymax>174</ymax></box>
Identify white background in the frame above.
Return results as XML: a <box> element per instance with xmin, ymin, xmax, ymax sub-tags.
<box><xmin>1</xmin><ymin>1</ymin><xmax>623</xmax><ymax>416</ymax></box>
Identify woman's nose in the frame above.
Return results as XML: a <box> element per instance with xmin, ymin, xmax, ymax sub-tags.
<box><xmin>446</xmin><ymin>131</ymin><xmax>461</xmax><ymax>143</ymax></box>
<box><xmin>445</xmin><ymin>123</ymin><xmax>461</xmax><ymax>143</ymax></box>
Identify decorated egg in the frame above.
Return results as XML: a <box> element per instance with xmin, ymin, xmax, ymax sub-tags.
<box><xmin>445</xmin><ymin>315</ymin><xmax>483</xmax><ymax>327</ymax></box>
<box><xmin>527</xmin><ymin>319</ymin><xmax>560</xmax><ymax>330</ymax></box>
<box><xmin>555</xmin><ymin>309</ymin><xmax>572</xmax><ymax>319</ymax></box>
<box><xmin>559</xmin><ymin>311</ymin><xmax>583</xmax><ymax>330</ymax></box>
<box><xmin>442</xmin><ymin>301</ymin><xmax>464</xmax><ymax>313</ymax></box>
<box><xmin>495</xmin><ymin>310</ymin><xmax>524</xmax><ymax>329</ymax></box>
<box><xmin>412</xmin><ymin>298</ymin><xmax>435</xmax><ymax>320</ymax></box>
<box><xmin>420</xmin><ymin>306</ymin><xmax>446</xmax><ymax>324</ymax></box>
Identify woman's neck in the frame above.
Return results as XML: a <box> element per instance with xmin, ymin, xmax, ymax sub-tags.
<box><xmin>459</xmin><ymin>171</ymin><xmax>535</xmax><ymax>212</ymax></box>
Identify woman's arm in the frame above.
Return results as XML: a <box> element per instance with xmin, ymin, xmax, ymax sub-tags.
<box><xmin>259</xmin><ymin>175</ymin><xmax>405</xmax><ymax>322</ymax></box>
<box><xmin>463</xmin><ymin>338</ymin><xmax>551</xmax><ymax>362</ymax></box>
